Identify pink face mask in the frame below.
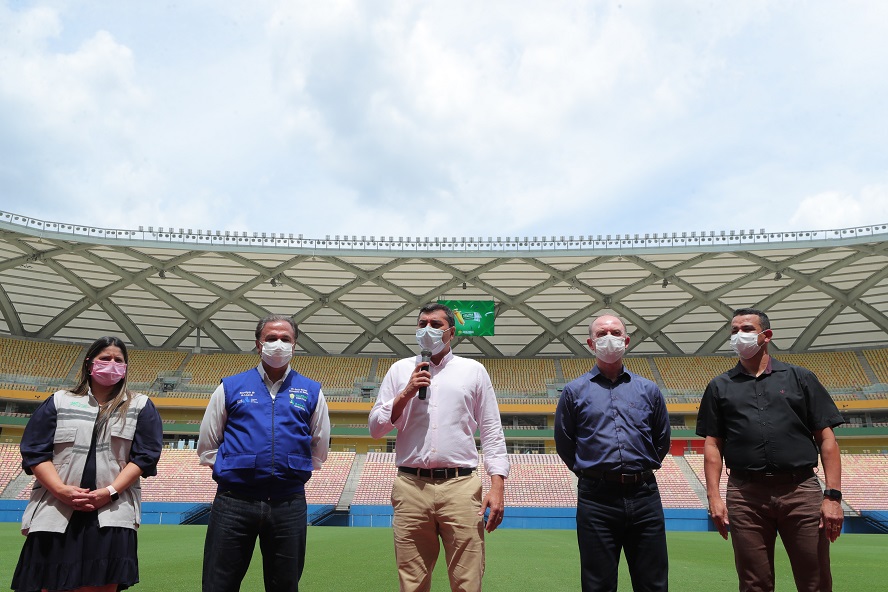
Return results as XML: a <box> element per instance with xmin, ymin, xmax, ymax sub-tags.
<box><xmin>91</xmin><ymin>360</ymin><xmax>127</xmax><ymax>387</ymax></box>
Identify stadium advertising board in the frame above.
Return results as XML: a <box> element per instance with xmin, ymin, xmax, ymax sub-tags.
<box><xmin>437</xmin><ymin>300</ymin><xmax>495</xmax><ymax>336</ymax></box>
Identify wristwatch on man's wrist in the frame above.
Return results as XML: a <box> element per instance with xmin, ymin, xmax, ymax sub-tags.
<box><xmin>107</xmin><ymin>485</ymin><xmax>120</xmax><ymax>501</ymax></box>
<box><xmin>822</xmin><ymin>488</ymin><xmax>842</xmax><ymax>501</ymax></box>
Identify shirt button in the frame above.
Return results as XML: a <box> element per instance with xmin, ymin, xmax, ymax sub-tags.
<box><xmin>432</xmin><ymin>424</ymin><xmax>437</xmax><ymax>429</ymax></box>
<box><xmin>431</xmin><ymin>448</ymin><xmax>436</xmax><ymax>452</ymax></box>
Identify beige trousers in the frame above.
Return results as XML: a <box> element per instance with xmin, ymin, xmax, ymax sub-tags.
<box><xmin>391</xmin><ymin>472</ymin><xmax>485</xmax><ymax>592</ymax></box>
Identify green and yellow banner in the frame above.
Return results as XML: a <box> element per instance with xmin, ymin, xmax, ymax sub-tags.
<box><xmin>437</xmin><ymin>300</ymin><xmax>496</xmax><ymax>336</ymax></box>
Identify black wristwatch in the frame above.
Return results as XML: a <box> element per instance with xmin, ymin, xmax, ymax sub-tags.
<box><xmin>107</xmin><ymin>485</ymin><xmax>120</xmax><ymax>501</ymax></box>
<box><xmin>823</xmin><ymin>488</ymin><xmax>842</xmax><ymax>501</ymax></box>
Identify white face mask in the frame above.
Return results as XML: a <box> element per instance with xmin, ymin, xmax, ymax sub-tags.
<box><xmin>260</xmin><ymin>340</ymin><xmax>294</xmax><ymax>368</ymax></box>
<box><xmin>416</xmin><ymin>326</ymin><xmax>448</xmax><ymax>355</ymax></box>
<box><xmin>594</xmin><ymin>334</ymin><xmax>626</xmax><ymax>364</ymax></box>
<box><xmin>730</xmin><ymin>331</ymin><xmax>763</xmax><ymax>359</ymax></box>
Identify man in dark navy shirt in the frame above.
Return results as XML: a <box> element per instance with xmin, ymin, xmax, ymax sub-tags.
<box><xmin>696</xmin><ymin>307</ymin><xmax>844</xmax><ymax>592</ymax></box>
<box><xmin>555</xmin><ymin>314</ymin><xmax>671</xmax><ymax>592</ymax></box>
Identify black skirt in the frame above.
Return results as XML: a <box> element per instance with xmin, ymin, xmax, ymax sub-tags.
<box><xmin>11</xmin><ymin>509</ymin><xmax>139</xmax><ymax>592</ymax></box>
<box><xmin>12</xmin><ymin>422</ymin><xmax>139</xmax><ymax>592</ymax></box>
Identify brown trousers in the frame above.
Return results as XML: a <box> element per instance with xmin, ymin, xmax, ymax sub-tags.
<box><xmin>391</xmin><ymin>472</ymin><xmax>485</xmax><ymax>592</ymax></box>
<box><xmin>726</xmin><ymin>474</ymin><xmax>831</xmax><ymax>592</ymax></box>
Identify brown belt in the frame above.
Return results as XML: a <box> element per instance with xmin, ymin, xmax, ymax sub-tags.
<box><xmin>398</xmin><ymin>466</ymin><xmax>475</xmax><ymax>479</ymax></box>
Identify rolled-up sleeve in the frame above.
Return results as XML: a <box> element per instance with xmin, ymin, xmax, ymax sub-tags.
<box><xmin>368</xmin><ymin>365</ymin><xmax>399</xmax><ymax>439</ymax></box>
<box><xmin>651</xmin><ymin>385</ymin><xmax>671</xmax><ymax>462</ymax></box>
<box><xmin>311</xmin><ymin>390</ymin><xmax>331</xmax><ymax>469</ymax></box>
<box><xmin>197</xmin><ymin>383</ymin><xmax>227</xmax><ymax>467</ymax></box>
<box><xmin>20</xmin><ymin>395</ymin><xmax>58</xmax><ymax>474</ymax></box>
<box><xmin>554</xmin><ymin>387</ymin><xmax>577</xmax><ymax>471</ymax></box>
<box><xmin>131</xmin><ymin>399</ymin><xmax>163</xmax><ymax>477</ymax></box>
<box><xmin>476</xmin><ymin>365</ymin><xmax>509</xmax><ymax>478</ymax></box>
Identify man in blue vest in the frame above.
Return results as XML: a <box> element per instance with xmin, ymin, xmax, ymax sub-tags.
<box><xmin>198</xmin><ymin>314</ymin><xmax>330</xmax><ymax>592</ymax></box>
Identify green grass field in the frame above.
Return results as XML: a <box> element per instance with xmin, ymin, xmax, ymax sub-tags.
<box><xmin>2</xmin><ymin>524</ymin><xmax>886</xmax><ymax>590</ymax></box>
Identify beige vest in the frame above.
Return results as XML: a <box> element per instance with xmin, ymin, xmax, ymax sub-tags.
<box><xmin>21</xmin><ymin>390</ymin><xmax>149</xmax><ymax>534</ymax></box>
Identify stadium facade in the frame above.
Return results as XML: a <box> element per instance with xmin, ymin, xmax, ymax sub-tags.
<box><xmin>1</xmin><ymin>210</ymin><xmax>887</xmax><ymax>458</ymax></box>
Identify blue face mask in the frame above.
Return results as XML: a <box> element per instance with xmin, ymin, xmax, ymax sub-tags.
<box><xmin>416</xmin><ymin>326</ymin><xmax>448</xmax><ymax>355</ymax></box>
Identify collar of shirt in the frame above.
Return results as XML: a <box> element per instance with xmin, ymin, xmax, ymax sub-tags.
<box><xmin>731</xmin><ymin>355</ymin><xmax>775</xmax><ymax>378</ymax></box>
<box><xmin>588</xmin><ymin>363</ymin><xmax>629</xmax><ymax>384</ymax></box>
<box><xmin>256</xmin><ymin>363</ymin><xmax>291</xmax><ymax>399</ymax></box>
<box><xmin>428</xmin><ymin>349</ymin><xmax>454</xmax><ymax>369</ymax></box>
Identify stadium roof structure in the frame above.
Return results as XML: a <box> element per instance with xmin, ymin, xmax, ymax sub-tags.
<box><xmin>2</xmin><ymin>210</ymin><xmax>888</xmax><ymax>358</ymax></box>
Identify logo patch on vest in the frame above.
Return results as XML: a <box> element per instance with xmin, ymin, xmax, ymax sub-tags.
<box><xmin>235</xmin><ymin>391</ymin><xmax>260</xmax><ymax>405</ymax></box>
<box><xmin>70</xmin><ymin>401</ymin><xmax>91</xmax><ymax>409</ymax></box>
<box><xmin>288</xmin><ymin>388</ymin><xmax>309</xmax><ymax>410</ymax></box>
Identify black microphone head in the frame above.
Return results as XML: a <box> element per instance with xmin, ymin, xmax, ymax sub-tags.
<box><xmin>420</xmin><ymin>349</ymin><xmax>432</xmax><ymax>362</ymax></box>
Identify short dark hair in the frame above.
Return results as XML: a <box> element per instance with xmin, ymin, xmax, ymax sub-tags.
<box><xmin>255</xmin><ymin>314</ymin><xmax>299</xmax><ymax>341</ymax></box>
<box><xmin>732</xmin><ymin>307</ymin><xmax>770</xmax><ymax>331</ymax></box>
<box><xmin>418</xmin><ymin>302</ymin><xmax>455</xmax><ymax>328</ymax></box>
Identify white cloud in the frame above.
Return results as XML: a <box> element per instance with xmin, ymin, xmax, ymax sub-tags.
<box><xmin>0</xmin><ymin>16</ymin><xmax>144</xmax><ymax>131</ymax></box>
<box><xmin>1</xmin><ymin>1</ymin><xmax>888</xmax><ymax>238</ymax></box>
<box><xmin>260</xmin><ymin>1</ymin><xmax>741</xmax><ymax>236</ymax></box>
<box><xmin>790</xmin><ymin>185</ymin><xmax>888</xmax><ymax>230</ymax></box>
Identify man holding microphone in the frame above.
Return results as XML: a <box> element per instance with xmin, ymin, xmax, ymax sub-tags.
<box><xmin>369</xmin><ymin>302</ymin><xmax>509</xmax><ymax>592</ymax></box>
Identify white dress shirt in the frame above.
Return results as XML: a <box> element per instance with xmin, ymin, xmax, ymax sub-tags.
<box><xmin>197</xmin><ymin>364</ymin><xmax>330</xmax><ymax>469</ymax></box>
<box><xmin>369</xmin><ymin>351</ymin><xmax>510</xmax><ymax>478</ymax></box>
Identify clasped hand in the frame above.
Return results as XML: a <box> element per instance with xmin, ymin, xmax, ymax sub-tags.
<box><xmin>56</xmin><ymin>485</ymin><xmax>112</xmax><ymax>511</ymax></box>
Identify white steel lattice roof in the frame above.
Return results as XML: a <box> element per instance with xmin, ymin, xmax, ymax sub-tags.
<box><xmin>2</xmin><ymin>211</ymin><xmax>888</xmax><ymax>358</ymax></box>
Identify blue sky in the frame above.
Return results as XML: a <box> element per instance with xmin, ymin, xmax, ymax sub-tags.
<box><xmin>2</xmin><ymin>1</ymin><xmax>887</xmax><ymax>240</ymax></box>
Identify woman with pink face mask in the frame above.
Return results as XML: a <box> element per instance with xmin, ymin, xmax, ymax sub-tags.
<box><xmin>12</xmin><ymin>336</ymin><xmax>163</xmax><ymax>592</ymax></box>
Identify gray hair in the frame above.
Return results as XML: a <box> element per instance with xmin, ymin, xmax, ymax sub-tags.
<box><xmin>255</xmin><ymin>314</ymin><xmax>299</xmax><ymax>340</ymax></box>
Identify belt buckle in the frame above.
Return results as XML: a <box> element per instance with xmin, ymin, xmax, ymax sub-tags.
<box><xmin>619</xmin><ymin>473</ymin><xmax>635</xmax><ymax>484</ymax></box>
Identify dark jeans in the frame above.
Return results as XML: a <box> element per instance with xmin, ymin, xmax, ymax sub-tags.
<box><xmin>202</xmin><ymin>491</ymin><xmax>307</xmax><ymax>592</ymax></box>
<box><xmin>576</xmin><ymin>476</ymin><xmax>668</xmax><ymax>592</ymax></box>
<box><xmin>727</xmin><ymin>474</ymin><xmax>830</xmax><ymax>592</ymax></box>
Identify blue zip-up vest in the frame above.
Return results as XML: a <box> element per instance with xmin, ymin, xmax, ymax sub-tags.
<box><xmin>214</xmin><ymin>368</ymin><xmax>320</xmax><ymax>499</ymax></box>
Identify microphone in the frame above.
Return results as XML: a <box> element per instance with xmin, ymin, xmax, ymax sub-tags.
<box><xmin>418</xmin><ymin>349</ymin><xmax>432</xmax><ymax>400</ymax></box>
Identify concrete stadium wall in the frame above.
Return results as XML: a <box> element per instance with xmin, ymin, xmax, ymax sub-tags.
<box><xmin>0</xmin><ymin>501</ymin><xmax>333</xmax><ymax>526</ymax></box>
<box><xmin>141</xmin><ymin>502</ymin><xmax>207</xmax><ymax>525</ymax></box>
<box><xmin>351</xmin><ymin>506</ymin><xmax>715</xmax><ymax>531</ymax></box>
<box><xmin>142</xmin><ymin>503</ymin><xmax>334</xmax><ymax>525</ymax></box>
<box><xmin>2</xmin><ymin>501</ymin><xmax>885</xmax><ymax>533</ymax></box>
<box><xmin>0</xmin><ymin>500</ymin><xmax>26</xmax><ymax>524</ymax></box>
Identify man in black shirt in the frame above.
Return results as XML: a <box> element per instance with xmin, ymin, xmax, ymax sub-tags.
<box><xmin>696</xmin><ymin>308</ymin><xmax>844</xmax><ymax>592</ymax></box>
